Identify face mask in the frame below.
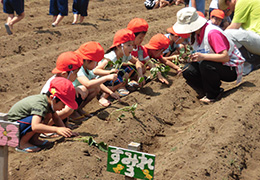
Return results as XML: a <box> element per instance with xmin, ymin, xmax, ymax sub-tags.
<box><xmin>174</xmin><ymin>36</ymin><xmax>182</xmax><ymax>44</ymax></box>
<box><xmin>67</xmin><ymin>71</ymin><xmax>73</xmax><ymax>80</ymax></box>
<box><xmin>121</xmin><ymin>43</ymin><xmax>126</xmax><ymax>57</ymax></box>
<box><xmin>51</xmin><ymin>96</ymin><xmax>56</xmax><ymax>111</ymax></box>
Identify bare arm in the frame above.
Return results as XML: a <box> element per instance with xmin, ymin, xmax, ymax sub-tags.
<box><xmin>159</xmin><ymin>56</ymin><xmax>182</xmax><ymax>73</ymax></box>
<box><xmin>31</xmin><ymin>114</ymin><xmax>72</xmax><ymax>137</ymax></box>
<box><xmin>190</xmin><ymin>50</ymin><xmax>229</xmax><ymax>63</ymax></box>
<box><xmin>226</xmin><ymin>22</ymin><xmax>242</xmax><ymax>30</ymax></box>
<box><xmin>129</xmin><ymin>56</ymin><xmax>145</xmax><ymax>86</ymax></box>
<box><xmin>77</xmin><ymin>74</ymin><xmax>117</xmax><ymax>89</ymax></box>
<box><xmin>93</xmin><ymin>59</ymin><xmax>118</xmax><ymax>76</ymax></box>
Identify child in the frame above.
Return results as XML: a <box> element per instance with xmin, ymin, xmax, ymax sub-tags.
<box><xmin>49</xmin><ymin>0</ymin><xmax>68</xmax><ymax>27</ymax></box>
<box><xmin>144</xmin><ymin>0</ymin><xmax>175</xmax><ymax>10</ymax></box>
<box><xmin>2</xmin><ymin>0</ymin><xmax>25</xmax><ymax>35</ymax></box>
<box><xmin>93</xmin><ymin>28</ymin><xmax>144</xmax><ymax>98</ymax></box>
<box><xmin>8</xmin><ymin>77</ymin><xmax>78</xmax><ymax>153</ymax></box>
<box><xmin>144</xmin><ymin>33</ymin><xmax>182</xmax><ymax>73</ymax></box>
<box><xmin>41</xmin><ymin>51</ymin><xmax>86</xmax><ymax>124</ymax></box>
<box><xmin>209</xmin><ymin>9</ymin><xmax>225</xmax><ymax>27</ymax></box>
<box><xmin>72</xmin><ymin>0</ymin><xmax>90</xmax><ymax>24</ymax></box>
<box><xmin>173</xmin><ymin>7</ymin><xmax>244</xmax><ymax>103</ymax></box>
<box><xmin>73</xmin><ymin>41</ymin><xmax>120</xmax><ymax>107</ymax></box>
<box><xmin>127</xmin><ymin>18</ymin><xmax>168</xmax><ymax>84</ymax></box>
<box><xmin>163</xmin><ymin>26</ymin><xmax>190</xmax><ymax>57</ymax></box>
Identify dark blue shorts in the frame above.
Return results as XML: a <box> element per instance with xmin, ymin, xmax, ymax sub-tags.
<box><xmin>104</xmin><ymin>66</ymin><xmax>134</xmax><ymax>86</ymax></box>
<box><xmin>49</xmin><ymin>0</ymin><xmax>68</xmax><ymax>16</ymax></box>
<box><xmin>75</xmin><ymin>94</ymin><xmax>83</xmax><ymax>107</ymax></box>
<box><xmin>17</xmin><ymin>116</ymin><xmax>33</xmax><ymax>138</ymax></box>
<box><xmin>3</xmin><ymin>0</ymin><xmax>24</xmax><ymax>15</ymax></box>
<box><xmin>72</xmin><ymin>0</ymin><xmax>89</xmax><ymax>16</ymax></box>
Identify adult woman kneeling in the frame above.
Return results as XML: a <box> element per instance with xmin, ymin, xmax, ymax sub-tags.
<box><xmin>173</xmin><ymin>7</ymin><xmax>245</xmax><ymax>103</ymax></box>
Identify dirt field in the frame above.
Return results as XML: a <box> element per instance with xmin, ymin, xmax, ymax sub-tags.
<box><xmin>1</xmin><ymin>0</ymin><xmax>260</xmax><ymax>179</ymax></box>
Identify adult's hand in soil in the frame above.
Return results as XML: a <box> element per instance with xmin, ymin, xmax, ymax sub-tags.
<box><xmin>57</xmin><ymin>127</ymin><xmax>73</xmax><ymax>137</ymax></box>
<box><xmin>190</xmin><ymin>52</ymin><xmax>204</xmax><ymax>62</ymax></box>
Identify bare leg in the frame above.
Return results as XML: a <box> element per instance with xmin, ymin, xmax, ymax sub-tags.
<box><xmin>19</xmin><ymin>131</ymin><xmax>41</xmax><ymax>152</ymax></box>
<box><xmin>8</xmin><ymin>12</ymin><xmax>25</xmax><ymax>27</ymax></box>
<box><xmin>79</xmin><ymin>16</ymin><xmax>84</xmax><ymax>23</ymax></box>
<box><xmin>52</xmin><ymin>15</ymin><xmax>64</xmax><ymax>26</ymax></box>
<box><xmin>72</xmin><ymin>14</ymin><xmax>78</xmax><ymax>24</ymax></box>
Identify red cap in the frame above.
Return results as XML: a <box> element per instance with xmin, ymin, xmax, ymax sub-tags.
<box><xmin>75</xmin><ymin>41</ymin><xmax>104</xmax><ymax>62</ymax></box>
<box><xmin>127</xmin><ymin>18</ymin><xmax>149</xmax><ymax>33</ymax></box>
<box><xmin>197</xmin><ymin>11</ymin><xmax>205</xmax><ymax>18</ymax></box>
<box><xmin>144</xmin><ymin>34</ymin><xmax>170</xmax><ymax>50</ymax></box>
<box><xmin>210</xmin><ymin>9</ymin><xmax>225</xmax><ymax>19</ymax></box>
<box><xmin>167</xmin><ymin>27</ymin><xmax>190</xmax><ymax>39</ymax></box>
<box><xmin>110</xmin><ymin>29</ymin><xmax>135</xmax><ymax>49</ymax></box>
<box><xmin>52</xmin><ymin>51</ymin><xmax>83</xmax><ymax>74</ymax></box>
<box><xmin>49</xmin><ymin>77</ymin><xmax>78</xmax><ymax>110</ymax></box>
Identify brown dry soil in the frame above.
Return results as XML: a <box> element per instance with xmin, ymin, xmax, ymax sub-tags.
<box><xmin>1</xmin><ymin>0</ymin><xmax>260</xmax><ymax>179</ymax></box>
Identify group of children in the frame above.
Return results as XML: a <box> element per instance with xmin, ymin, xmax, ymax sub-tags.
<box><xmin>7</xmin><ymin>15</ymin><xmax>190</xmax><ymax>152</ymax></box>
<box><xmin>7</xmin><ymin>5</ymin><xmax>248</xmax><ymax>152</ymax></box>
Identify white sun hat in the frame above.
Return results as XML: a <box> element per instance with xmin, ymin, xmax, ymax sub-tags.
<box><xmin>173</xmin><ymin>7</ymin><xmax>207</xmax><ymax>34</ymax></box>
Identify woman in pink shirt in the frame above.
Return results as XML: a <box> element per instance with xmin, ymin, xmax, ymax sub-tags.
<box><xmin>173</xmin><ymin>7</ymin><xmax>244</xmax><ymax>103</ymax></box>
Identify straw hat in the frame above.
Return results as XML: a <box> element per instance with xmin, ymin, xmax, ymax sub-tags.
<box><xmin>173</xmin><ymin>7</ymin><xmax>207</xmax><ymax>34</ymax></box>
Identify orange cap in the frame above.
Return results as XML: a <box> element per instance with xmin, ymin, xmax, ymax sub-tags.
<box><xmin>197</xmin><ymin>11</ymin><xmax>205</xmax><ymax>18</ymax></box>
<box><xmin>210</xmin><ymin>9</ymin><xmax>225</xmax><ymax>19</ymax></box>
<box><xmin>167</xmin><ymin>27</ymin><xmax>190</xmax><ymax>39</ymax></box>
<box><xmin>49</xmin><ymin>77</ymin><xmax>78</xmax><ymax>110</ymax></box>
<box><xmin>110</xmin><ymin>29</ymin><xmax>135</xmax><ymax>49</ymax></box>
<box><xmin>75</xmin><ymin>41</ymin><xmax>104</xmax><ymax>62</ymax></box>
<box><xmin>52</xmin><ymin>51</ymin><xmax>83</xmax><ymax>74</ymax></box>
<box><xmin>144</xmin><ymin>34</ymin><xmax>170</xmax><ymax>50</ymax></box>
<box><xmin>127</xmin><ymin>18</ymin><xmax>149</xmax><ymax>33</ymax></box>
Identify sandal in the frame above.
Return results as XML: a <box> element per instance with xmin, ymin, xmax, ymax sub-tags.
<box><xmin>127</xmin><ymin>81</ymin><xmax>139</xmax><ymax>91</ymax></box>
<box><xmin>117</xmin><ymin>88</ymin><xmax>129</xmax><ymax>97</ymax></box>
<box><xmin>40</xmin><ymin>133</ymin><xmax>60</xmax><ymax>138</ymax></box>
<box><xmin>4</xmin><ymin>23</ymin><xmax>12</xmax><ymax>35</ymax></box>
<box><xmin>15</xmin><ymin>146</ymin><xmax>41</xmax><ymax>153</ymax></box>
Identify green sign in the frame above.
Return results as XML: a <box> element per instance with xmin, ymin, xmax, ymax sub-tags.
<box><xmin>107</xmin><ymin>146</ymin><xmax>155</xmax><ymax>180</ymax></box>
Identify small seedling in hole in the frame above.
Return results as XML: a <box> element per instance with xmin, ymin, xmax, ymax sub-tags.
<box><xmin>109</xmin><ymin>103</ymin><xmax>138</xmax><ymax>121</ymax></box>
<box><xmin>149</xmin><ymin>58</ymin><xmax>171</xmax><ymax>78</ymax></box>
<box><xmin>170</xmin><ymin>147</ymin><xmax>177</xmax><ymax>152</ymax></box>
<box><xmin>74</xmin><ymin>136</ymin><xmax>108</xmax><ymax>152</ymax></box>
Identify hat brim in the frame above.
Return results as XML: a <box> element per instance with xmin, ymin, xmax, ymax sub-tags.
<box><xmin>218</xmin><ymin>0</ymin><xmax>229</xmax><ymax>10</ymax></box>
<box><xmin>173</xmin><ymin>16</ymin><xmax>207</xmax><ymax>34</ymax></box>
<box><xmin>52</xmin><ymin>67</ymin><xmax>62</xmax><ymax>74</ymax></box>
<box><xmin>59</xmin><ymin>96</ymin><xmax>78</xmax><ymax>110</ymax></box>
<box><xmin>144</xmin><ymin>44</ymin><xmax>157</xmax><ymax>50</ymax></box>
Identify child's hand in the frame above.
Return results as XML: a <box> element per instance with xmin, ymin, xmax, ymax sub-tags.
<box><xmin>56</xmin><ymin>127</ymin><xmax>73</xmax><ymax>137</ymax></box>
<box><xmin>110</xmin><ymin>92</ymin><xmax>121</xmax><ymax>101</ymax></box>
<box><xmin>157</xmin><ymin>72</ymin><xmax>169</xmax><ymax>85</ymax></box>
<box><xmin>110</xmin><ymin>69</ymin><xmax>119</xmax><ymax>74</ymax></box>
<box><xmin>107</xmin><ymin>74</ymin><xmax>118</xmax><ymax>81</ymax></box>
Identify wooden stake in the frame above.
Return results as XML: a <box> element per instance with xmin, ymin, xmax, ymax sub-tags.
<box><xmin>0</xmin><ymin>113</ymin><xmax>8</xmax><ymax>180</ymax></box>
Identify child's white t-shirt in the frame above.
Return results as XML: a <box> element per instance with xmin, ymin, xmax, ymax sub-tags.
<box><xmin>40</xmin><ymin>75</ymin><xmax>56</xmax><ymax>94</ymax></box>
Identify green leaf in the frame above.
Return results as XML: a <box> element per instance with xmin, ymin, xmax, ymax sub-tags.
<box><xmin>88</xmin><ymin>136</ymin><xmax>97</xmax><ymax>146</ymax></box>
<box><xmin>138</xmin><ymin>76</ymin><xmax>144</xmax><ymax>83</ymax></box>
<box><xmin>98</xmin><ymin>142</ymin><xmax>108</xmax><ymax>152</ymax></box>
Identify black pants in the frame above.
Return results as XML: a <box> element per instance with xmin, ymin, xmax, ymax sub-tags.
<box><xmin>182</xmin><ymin>61</ymin><xmax>237</xmax><ymax>99</ymax></box>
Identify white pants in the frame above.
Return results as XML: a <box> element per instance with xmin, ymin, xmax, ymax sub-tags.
<box><xmin>225</xmin><ymin>28</ymin><xmax>260</xmax><ymax>56</ymax></box>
